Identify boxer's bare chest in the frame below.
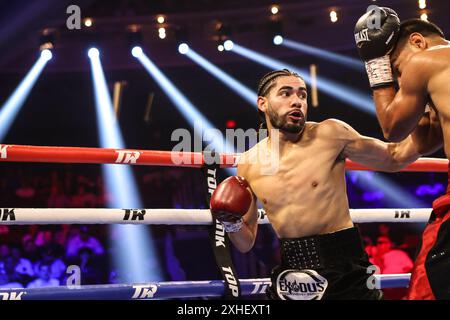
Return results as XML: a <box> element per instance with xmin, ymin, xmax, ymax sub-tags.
<box><xmin>246</xmin><ymin>137</ymin><xmax>343</xmax><ymax>212</ymax></box>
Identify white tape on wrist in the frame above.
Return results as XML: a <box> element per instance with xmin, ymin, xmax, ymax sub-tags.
<box><xmin>221</xmin><ymin>218</ymin><xmax>243</xmax><ymax>233</ymax></box>
<box><xmin>365</xmin><ymin>55</ymin><xmax>394</xmax><ymax>88</ymax></box>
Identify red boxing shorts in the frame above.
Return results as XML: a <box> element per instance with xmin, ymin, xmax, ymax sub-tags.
<box><xmin>407</xmin><ymin>193</ymin><xmax>450</xmax><ymax>299</ymax></box>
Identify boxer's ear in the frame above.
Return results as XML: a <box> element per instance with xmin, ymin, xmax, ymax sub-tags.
<box><xmin>409</xmin><ymin>32</ymin><xmax>427</xmax><ymax>49</ymax></box>
<box><xmin>257</xmin><ymin>96</ymin><xmax>267</xmax><ymax>113</ymax></box>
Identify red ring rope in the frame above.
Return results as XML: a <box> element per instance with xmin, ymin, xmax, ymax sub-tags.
<box><xmin>0</xmin><ymin>143</ymin><xmax>447</xmax><ymax>171</ymax></box>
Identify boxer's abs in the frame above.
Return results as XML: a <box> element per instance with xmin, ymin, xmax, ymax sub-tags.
<box><xmin>250</xmin><ymin>163</ymin><xmax>354</xmax><ymax>238</ymax></box>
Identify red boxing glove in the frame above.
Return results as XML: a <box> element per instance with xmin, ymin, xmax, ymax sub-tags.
<box><xmin>210</xmin><ymin>176</ymin><xmax>253</xmax><ymax>232</ymax></box>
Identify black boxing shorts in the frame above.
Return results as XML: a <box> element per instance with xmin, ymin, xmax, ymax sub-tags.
<box><xmin>266</xmin><ymin>226</ymin><xmax>383</xmax><ymax>300</ymax></box>
<box><xmin>407</xmin><ymin>194</ymin><xmax>450</xmax><ymax>300</ymax></box>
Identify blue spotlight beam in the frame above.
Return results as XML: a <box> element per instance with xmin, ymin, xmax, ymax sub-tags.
<box><xmin>89</xmin><ymin>51</ymin><xmax>126</xmax><ymax>150</ymax></box>
<box><xmin>231</xmin><ymin>43</ymin><xmax>375</xmax><ymax>115</ymax></box>
<box><xmin>282</xmin><ymin>38</ymin><xmax>364</xmax><ymax>72</ymax></box>
<box><xmin>135</xmin><ymin>51</ymin><xmax>235</xmax><ymax>156</ymax></box>
<box><xmin>0</xmin><ymin>53</ymin><xmax>51</xmax><ymax>141</ymax></box>
<box><xmin>185</xmin><ymin>48</ymin><xmax>257</xmax><ymax>106</ymax></box>
<box><xmin>89</xmin><ymin>50</ymin><xmax>163</xmax><ymax>282</ymax></box>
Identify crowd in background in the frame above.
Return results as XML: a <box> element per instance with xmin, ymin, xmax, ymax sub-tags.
<box><xmin>0</xmin><ymin>165</ymin><xmax>446</xmax><ymax>299</ymax></box>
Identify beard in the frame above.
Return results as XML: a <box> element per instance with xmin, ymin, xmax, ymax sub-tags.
<box><xmin>267</xmin><ymin>103</ymin><xmax>306</xmax><ymax>134</ymax></box>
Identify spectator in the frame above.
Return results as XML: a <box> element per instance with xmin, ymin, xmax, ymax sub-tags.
<box><xmin>3</xmin><ymin>256</ymin><xmax>28</xmax><ymax>285</ymax></box>
<box><xmin>54</xmin><ymin>226</ymin><xmax>70</xmax><ymax>249</ymax></box>
<box><xmin>66</xmin><ymin>226</ymin><xmax>104</xmax><ymax>258</ymax></box>
<box><xmin>10</xmin><ymin>246</ymin><xmax>34</xmax><ymax>278</ymax></box>
<box><xmin>375</xmin><ymin>236</ymin><xmax>414</xmax><ymax>274</ymax></box>
<box><xmin>34</xmin><ymin>229</ymin><xmax>54</xmax><ymax>248</ymax></box>
<box><xmin>34</xmin><ymin>247</ymin><xmax>66</xmax><ymax>281</ymax></box>
<box><xmin>362</xmin><ymin>236</ymin><xmax>377</xmax><ymax>265</ymax></box>
<box><xmin>0</xmin><ymin>262</ymin><xmax>23</xmax><ymax>288</ymax></box>
<box><xmin>27</xmin><ymin>263</ymin><xmax>60</xmax><ymax>288</ymax></box>
<box><xmin>0</xmin><ymin>244</ymin><xmax>10</xmax><ymax>261</ymax></box>
<box><xmin>374</xmin><ymin>236</ymin><xmax>414</xmax><ymax>300</ymax></box>
<box><xmin>22</xmin><ymin>238</ymin><xmax>40</xmax><ymax>263</ymax></box>
<box><xmin>73</xmin><ymin>247</ymin><xmax>107</xmax><ymax>284</ymax></box>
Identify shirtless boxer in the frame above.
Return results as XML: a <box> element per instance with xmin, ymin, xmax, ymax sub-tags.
<box><xmin>210</xmin><ymin>69</ymin><xmax>440</xmax><ymax>300</ymax></box>
<box><xmin>355</xmin><ymin>7</ymin><xmax>449</xmax><ymax>299</ymax></box>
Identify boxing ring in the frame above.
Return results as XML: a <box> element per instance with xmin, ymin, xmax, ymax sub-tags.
<box><xmin>0</xmin><ymin>144</ymin><xmax>447</xmax><ymax>300</ymax></box>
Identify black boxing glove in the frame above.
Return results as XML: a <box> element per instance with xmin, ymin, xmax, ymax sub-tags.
<box><xmin>354</xmin><ymin>6</ymin><xmax>400</xmax><ymax>88</ymax></box>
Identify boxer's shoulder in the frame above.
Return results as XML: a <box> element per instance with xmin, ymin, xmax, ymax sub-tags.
<box><xmin>427</xmin><ymin>44</ymin><xmax>450</xmax><ymax>52</ymax></box>
<box><xmin>400</xmin><ymin>50</ymin><xmax>447</xmax><ymax>86</ymax></box>
<box><xmin>424</xmin><ymin>46</ymin><xmax>450</xmax><ymax>70</ymax></box>
<box><xmin>406</xmin><ymin>49</ymin><xmax>449</xmax><ymax>73</ymax></box>
<box><xmin>237</xmin><ymin>142</ymin><xmax>262</xmax><ymax>177</ymax></box>
<box><xmin>315</xmin><ymin>119</ymin><xmax>354</xmax><ymax>138</ymax></box>
<box><xmin>240</xmin><ymin>138</ymin><xmax>265</xmax><ymax>160</ymax></box>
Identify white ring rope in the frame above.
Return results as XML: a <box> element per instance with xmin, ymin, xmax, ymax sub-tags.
<box><xmin>0</xmin><ymin>207</ymin><xmax>432</xmax><ymax>225</ymax></box>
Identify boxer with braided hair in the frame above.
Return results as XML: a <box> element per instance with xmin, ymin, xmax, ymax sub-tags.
<box><xmin>210</xmin><ymin>68</ymin><xmax>441</xmax><ymax>299</ymax></box>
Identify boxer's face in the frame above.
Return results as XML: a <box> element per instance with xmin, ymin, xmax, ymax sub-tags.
<box><xmin>391</xmin><ymin>33</ymin><xmax>427</xmax><ymax>81</ymax></box>
<box><xmin>258</xmin><ymin>75</ymin><xmax>308</xmax><ymax>134</ymax></box>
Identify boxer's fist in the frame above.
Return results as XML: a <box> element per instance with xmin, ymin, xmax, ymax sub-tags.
<box><xmin>354</xmin><ymin>7</ymin><xmax>400</xmax><ymax>88</ymax></box>
<box><xmin>210</xmin><ymin>176</ymin><xmax>252</xmax><ymax>233</ymax></box>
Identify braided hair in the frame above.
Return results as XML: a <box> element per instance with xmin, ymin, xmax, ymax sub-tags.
<box><xmin>256</xmin><ymin>69</ymin><xmax>303</xmax><ymax>130</ymax></box>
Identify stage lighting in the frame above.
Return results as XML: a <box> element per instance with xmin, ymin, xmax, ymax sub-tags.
<box><xmin>126</xmin><ymin>25</ymin><xmax>143</xmax><ymax>49</ymax></box>
<box><xmin>224</xmin><ymin>40</ymin><xmax>234</xmax><ymax>51</ymax></box>
<box><xmin>89</xmin><ymin>50</ymin><xmax>164</xmax><ymax>282</ymax></box>
<box><xmin>40</xmin><ymin>49</ymin><xmax>52</xmax><ymax>61</ymax></box>
<box><xmin>273</xmin><ymin>35</ymin><xmax>283</xmax><ymax>45</ymax></box>
<box><xmin>0</xmin><ymin>44</ymin><xmax>53</xmax><ymax>140</ymax></box>
<box><xmin>88</xmin><ymin>47</ymin><xmax>100</xmax><ymax>59</ymax></box>
<box><xmin>330</xmin><ymin>10</ymin><xmax>338</xmax><ymax>23</ymax></box>
<box><xmin>230</xmin><ymin>42</ymin><xmax>375</xmax><ymax>114</ymax></box>
<box><xmin>270</xmin><ymin>5</ymin><xmax>279</xmax><ymax>15</ymax></box>
<box><xmin>281</xmin><ymin>38</ymin><xmax>363</xmax><ymax>71</ymax></box>
<box><xmin>131</xmin><ymin>46</ymin><xmax>143</xmax><ymax>58</ymax></box>
<box><xmin>133</xmin><ymin>50</ymin><xmax>237</xmax><ymax>169</ymax></box>
<box><xmin>84</xmin><ymin>18</ymin><xmax>93</xmax><ymax>27</ymax></box>
<box><xmin>268</xmin><ymin>19</ymin><xmax>283</xmax><ymax>46</ymax></box>
<box><xmin>178</xmin><ymin>43</ymin><xmax>189</xmax><ymax>54</ymax></box>
<box><xmin>39</xmin><ymin>29</ymin><xmax>55</xmax><ymax>51</ymax></box>
<box><xmin>158</xmin><ymin>26</ymin><xmax>167</xmax><ymax>39</ymax></box>
<box><xmin>418</xmin><ymin>0</ymin><xmax>427</xmax><ymax>10</ymax></box>
<box><xmin>420</xmin><ymin>13</ymin><xmax>428</xmax><ymax>21</ymax></box>
<box><xmin>174</xmin><ymin>27</ymin><xmax>190</xmax><ymax>52</ymax></box>
<box><xmin>226</xmin><ymin>119</ymin><xmax>236</xmax><ymax>128</ymax></box>
<box><xmin>183</xmin><ymin>47</ymin><xmax>256</xmax><ymax>105</ymax></box>
<box><xmin>215</xmin><ymin>21</ymin><xmax>231</xmax><ymax>37</ymax></box>
<box><xmin>214</xmin><ymin>21</ymin><xmax>232</xmax><ymax>52</ymax></box>
<box><xmin>157</xmin><ymin>15</ymin><xmax>165</xmax><ymax>24</ymax></box>
<box><xmin>216</xmin><ymin>31</ymin><xmax>227</xmax><ymax>52</ymax></box>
